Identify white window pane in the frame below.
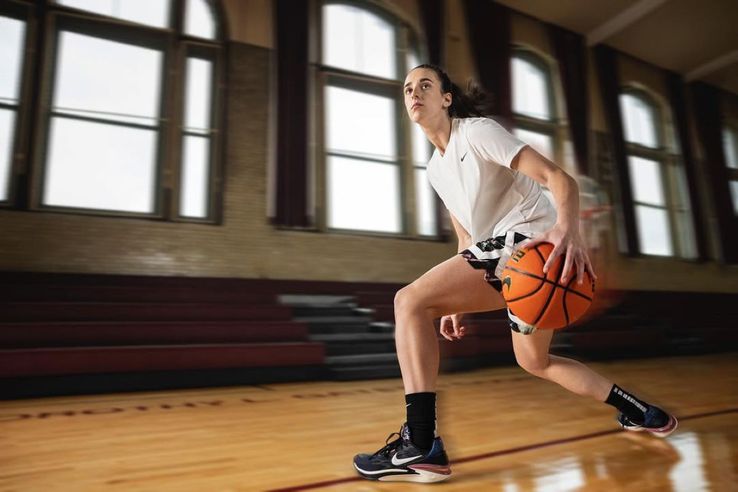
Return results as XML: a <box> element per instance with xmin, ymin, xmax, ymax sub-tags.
<box><xmin>412</xmin><ymin>124</ymin><xmax>430</xmax><ymax>165</ymax></box>
<box><xmin>180</xmin><ymin>136</ymin><xmax>210</xmax><ymax>218</ymax></box>
<box><xmin>620</xmin><ymin>93</ymin><xmax>658</xmax><ymax>148</ymax></box>
<box><xmin>43</xmin><ymin>117</ymin><xmax>157</xmax><ymax>213</ymax></box>
<box><xmin>58</xmin><ymin>0</ymin><xmax>170</xmax><ymax>28</ymax></box>
<box><xmin>0</xmin><ymin>16</ymin><xmax>25</xmax><ymax>101</ymax></box>
<box><xmin>730</xmin><ymin>181</ymin><xmax>738</xmax><ymax>215</ymax></box>
<box><xmin>513</xmin><ymin>128</ymin><xmax>553</xmax><ymax>161</ymax></box>
<box><xmin>361</xmin><ymin>9</ymin><xmax>395</xmax><ymax>79</ymax></box>
<box><xmin>325</xmin><ymin>86</ymin><xmax>396</xmax><ymax>159</ymax></box>
<box><xmin>54</xmin><ymin>31</ymin><xmax>163</xmax><ymax>122</ymax></box>
<box><xmin>185</xmin><ymin>57</ymin><xmax>212</xmax><ymax>132</ymax></box>
<box><xmin>628</xmin><ymin>156</ymin><xmax>665</xmax><ymax>206</ymax></box>
<box><xmin>407</xmin><ymin>51</ymin><xmax>419</xmax><ymax>72</ymax></box>
<box><xmin>635</xmin><ymin>205</ymin><xmax>672</xmax><ymax>256</ymax></box>
<box><xmin>322</xmin><ymin>4</ymin><xmax>396</xmax><ymax>79</ymax></box>
<box><xmin>323</xmin><ymin>5</ymin><xmax>358</xmax><ymax>74</ymax></box>
<box><xmin>722</xmin><ymin>128</ymin><xmax>738</xmax><ymax>169</ymax></box>
<box><xmin>415</xmin><ymin>168</ymin><xmax>436</xmax><ymax>235</ymax></box>
<box><xmin>512</xmin><ymin>57</ymin><xmax>550</xmax><ymax>120</ymax></box>
<box><xmin>0</xmin><ymin>109</ymin><xmax>15</xmax><ymax>201</ymax></box>
<box><xmin>327</xmin><ymin>156</ymin><xmax>400</xmax><ymax>233</ymax></box>
<box><xmin>185</xmin><ymin>0</ymin><xmax>216</xmax><ymax>39</ymax></box>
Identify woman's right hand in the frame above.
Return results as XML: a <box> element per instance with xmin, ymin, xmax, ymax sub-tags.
<box><xmin>439</xmin><ymin>313</ymin><xmax>466</xmax><ymax>341</ymax></box>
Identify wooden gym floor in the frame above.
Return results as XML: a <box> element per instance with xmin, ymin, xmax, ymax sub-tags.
<box><xmin>1</xmin><ymin>352</ymin><xmax>736</xmax><ymax>491</ymax></box>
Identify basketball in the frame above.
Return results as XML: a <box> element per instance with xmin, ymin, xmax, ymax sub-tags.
<box><xmin>500</xmin><ymin>243</ymin><xmax>595</xmax><ymax>330</ymax></box>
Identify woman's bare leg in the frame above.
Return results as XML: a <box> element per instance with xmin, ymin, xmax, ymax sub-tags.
<box><xmin>394</xmin><ymin>254</ymin><xmax>506</xmax><ymax>394</ymax></box>
<box><xmin>512</xmin><ymin>329</ymin><xmax>612</xmax><ymax>401</ymax></box>
<box><xmin>393</xmin><ymin>252</ymin><xmax>613</xmax><ymax>401</ymax></box>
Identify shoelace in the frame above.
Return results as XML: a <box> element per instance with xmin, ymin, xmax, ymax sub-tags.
<box><xmin>372</xmin><ymin>427</ymin><xmax>405</xmax><ymax>458</ymax></box>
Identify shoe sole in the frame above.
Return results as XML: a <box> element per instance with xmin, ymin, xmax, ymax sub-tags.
<box><xmin>354</xmin><ymin>463</ymin><xmax>452</xmax><ymax>483</ymax></box>
<box><xmin>621</xmin><ymin>414</ymin><xmax>679</xmax><ymax>438</ymax></box>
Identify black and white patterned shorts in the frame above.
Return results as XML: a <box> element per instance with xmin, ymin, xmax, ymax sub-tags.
<box><xmin>460</xmin><ymin>231</ymin><xmax>537</xmax><ymax>335</ymax></box>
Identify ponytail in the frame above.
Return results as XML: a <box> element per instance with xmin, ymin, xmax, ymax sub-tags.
<box><xmin>413</xmin><ymin>64</ymin><xmax>494</xmax><ymax>118</ymax></box>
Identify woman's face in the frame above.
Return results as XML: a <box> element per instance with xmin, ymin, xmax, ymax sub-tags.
<box><xmin>403</xmin><ymin>68</ymin><xmax>452</xmax><ymax>124</ymax></box>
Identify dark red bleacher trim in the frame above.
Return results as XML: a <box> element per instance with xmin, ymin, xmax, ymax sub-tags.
<box><xmin>0</xmin><ymin>321</ymin><xmax>309</xmax><ymax>348</ymax></box>
<box><xmin>0</xmin><ymin>343</ymin><xmax>325</xmax><ymax>378</ymax></box>
<box><xmin>0</xmin><ymin>302</ymin><xmax>293</xmax><ymax>322</ymax></box>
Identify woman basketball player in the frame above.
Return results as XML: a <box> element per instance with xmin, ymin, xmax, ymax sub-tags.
<box><xmin>353</xmin><ymin>64</ymin><xmax>678</xmax><ymax>483</ymax></box>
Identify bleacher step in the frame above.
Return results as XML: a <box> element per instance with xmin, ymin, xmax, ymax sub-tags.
<box><xmin>325</xmin><ymin>353</ymin><xmax>398</xmax><ymax>366</ymax></box>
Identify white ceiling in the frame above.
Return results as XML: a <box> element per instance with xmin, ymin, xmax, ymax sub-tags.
<box><xmin>495</xmin><ymin>0</ymin><xmax>738</xmax><ymax>94</ymax></box>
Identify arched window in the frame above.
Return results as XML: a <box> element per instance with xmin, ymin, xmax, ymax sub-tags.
<box><xmin>511</xmin><ymin>50</ymin><xmax>556</xmax><ymax>162</ymax></box>
<box><xmin>320</xmin><ymin>2</ymin><xmax>434</xmax><ymax>237</ymax></box>
<box><xmin>0</xmin><ymin>0</ymin><xmax>225</xmax><ymax>222</ymax></box>
<box><xmin>619</xmin><ymin>89</ymin><xmax>695</xmax><ymax>258</ymax></box>
<box><xmin>722</xmin><ymin>123</ymin><xmax>738</xmax><ymax>215</ymax></box>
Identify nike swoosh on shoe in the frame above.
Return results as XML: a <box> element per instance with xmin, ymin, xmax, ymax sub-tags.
<box><xmin>391</xmin><ymin>452</ymin><xmax>423</xmax><ymax>466</ymax></box>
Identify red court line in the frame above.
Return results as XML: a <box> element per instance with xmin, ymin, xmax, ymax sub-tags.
<box><xmin>266</xmin><ymin>408</ymin><xmax>737</xmax><ymax>492</ymax></box>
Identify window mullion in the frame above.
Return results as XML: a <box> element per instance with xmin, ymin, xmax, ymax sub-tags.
<box><xmin>395</xmin><ymin>19</ymin><xmax>410</xmax><ymax>236</ymax></box>
<box><xmin>209</xmin><ymin>42</ymin><xmax>226</xmax><ymax>224</ymax></box>
<box><xmin>166</xmin><ymin>0</ymin><xmax>185</xmax><ymax>220</ymax></box>
<box><xmin>660</xmin><ymin>155</ymin><xmax>681</xmax><ymax>257</ymax></box>
<box><xmin>158</xmin><ymin>29</ymin><xmax>181</xmax><ymax>220</ymax></box>
<box><xmin>315</xmin><ymin>70</ymin><xmax>328</xmax><ymax>232</ymax></box>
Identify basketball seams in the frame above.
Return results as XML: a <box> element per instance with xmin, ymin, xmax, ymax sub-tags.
<box><xmin>504</xmin><ymin>268</ymin><xmax>547</xmax><ymax>303</ymax></box>
<box><xmin>533</xmin><ymin>246</ymin><xmax>546</xmax><ymax>267</ymax></box>
<box><xmin>532</xmin><ymin>259</ymin><xmax>565</xmax><ymax>326</ymax></box>
<box><xmin>503</xmin><ymin>265</ymin><xmax>593</xmax><ymax>303</ymax></box>
<box><xmin>561</xmin><ymin>277</ymin><xmax>573</xmax><ymax>327</ymax></box>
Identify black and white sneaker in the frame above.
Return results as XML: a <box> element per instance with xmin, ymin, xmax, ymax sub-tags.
<box><xmin>617</xmin><ymin>405</ymin><xmax>678</xmax><ymax>438</ymax></box>
<box><xmin>353</xmin><ymin>423</ymin><xmax>451</xmax><ymax>482</ymax></box>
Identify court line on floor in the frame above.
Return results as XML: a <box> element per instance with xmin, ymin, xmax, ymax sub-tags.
<box><xmin>266</xmin><ymin>407</ymin><xmax>738</xmax><ymax>492</ymax></box>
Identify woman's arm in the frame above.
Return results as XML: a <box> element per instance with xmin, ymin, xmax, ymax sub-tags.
<box><xmin>509</xmin><ymin>146</ymin><xmax>596</xmax><ymax>284</ymax></box>
<box><xmin>449</xmin><ymin>212</ymin><xmax>472</xmax><ymax>253</ymax></box>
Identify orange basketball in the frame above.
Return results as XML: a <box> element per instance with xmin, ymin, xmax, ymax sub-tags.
<box><xmin>500</xmin><ymin>243</ymin><xmax>595</xmax><ymax>330</ymax></box>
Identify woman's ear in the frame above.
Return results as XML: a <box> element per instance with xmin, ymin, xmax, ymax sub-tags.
<box><xmin>443</xmin><ymin>93</ymin><xmax>452</xmax><ymax>108</ymax></box>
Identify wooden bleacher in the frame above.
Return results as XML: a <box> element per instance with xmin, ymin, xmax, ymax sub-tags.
<box><xmin>1</xmin><ymin>271</ymin><xmax>736</xmax><ymax>399</ymax></box>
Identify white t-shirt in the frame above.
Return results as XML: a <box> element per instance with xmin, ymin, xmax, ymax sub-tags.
<box><xmin>426</xmin><ymin>117</ymin><xmax>557</xmax><ymax>245</ymax></box>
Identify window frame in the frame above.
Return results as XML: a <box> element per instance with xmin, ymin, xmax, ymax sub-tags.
<box><xmin>510</xmin><ymin>48</ymin><xmax>559</xmax><ymax>167</ymax></box>
<box><xmin>620</xmin><ymin>87</ymin><xmax>696</xmax><ymax>258</ymax></box>
<box><xmin>175</xmin><ymin>41</ymin><xmax>225</xmax><ymax>222</ymax></box>
<box><xmin>33</xmin><ymin>12</ymin><xmax>171</xmax><ymax>218</ymax></box>
<box><xmin>314</xmin><ymin>0</ymin><xmax>439</xmax><ymax>240</ymax></box>
<box><xmin>1</xmin><ymin>0</ymin><xmax>226</xmax><ymax>224</ymax></box>
<box><xmin>0</xmin><ymin>0</ymin><xmax>34</xmax><ymax>206</ymax></box>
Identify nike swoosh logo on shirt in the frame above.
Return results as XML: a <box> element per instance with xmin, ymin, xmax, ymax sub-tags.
<box><xmin>391</xmin><ymin>452</ymin><xmax>423</xmax><ymax>466</ymax></box>
<box><xmin>460</xmin><ymin>152</ymin><xmax>468</xmax><ymax>161</ymax></box>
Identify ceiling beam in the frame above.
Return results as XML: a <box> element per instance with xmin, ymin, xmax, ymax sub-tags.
<box><xmin>686</xmin><ymin>50</ymin><xmax>738</xmax><ymax>81</ymax></box>
<box><xmin>586</xmin><ymin>0</ymin><xmax>669</xmax><ymax>46</ymax></box>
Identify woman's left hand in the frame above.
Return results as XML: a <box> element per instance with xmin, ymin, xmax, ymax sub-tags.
<box><xmin>522</xmin><ymin>224</ymin><xmax>597</xmax><ymax>285</ymax></box>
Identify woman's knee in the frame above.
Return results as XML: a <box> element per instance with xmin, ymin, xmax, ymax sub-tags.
<box><xmin>394</xmin><ymin>285</ymin><xmax>435</xmax><ymax>319</ymax></box>
<box><xmin>515</xmin><ymin>351</ymin><xmax>551</xmax><ymax>377</ymax></box>
<box><xmin>394</xmin><ymin>285</ymin><xmax>419</xmax><ymax>314</ymax></box>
